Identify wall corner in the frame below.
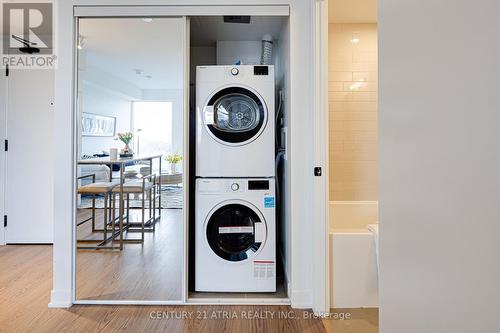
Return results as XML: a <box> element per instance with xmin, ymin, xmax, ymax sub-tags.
<box><xmin>290</xmin><ymin>288</ymin><xmax>313</xmax><ymax>309</ymax></box>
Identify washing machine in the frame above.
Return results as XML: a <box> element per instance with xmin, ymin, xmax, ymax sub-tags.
<box><xmin>196</xmin><ymin>65</ymin><xmax>275</xmax><ymax>178</ymax></box>
<box><xmin>195</xmin><ymin>178</ymin><xmax>276</xmax><ymax>292</ymax></box>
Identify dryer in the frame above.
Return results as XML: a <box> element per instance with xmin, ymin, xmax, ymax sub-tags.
<box><xmin>195</xmin><ymin>178</ymin><xmax>276</xmax><ymax>292</ymax></box>
<box><xmin>196</xmin><ymin>65</ymin><xmax>275</xmax><ymax>178</ymax></box>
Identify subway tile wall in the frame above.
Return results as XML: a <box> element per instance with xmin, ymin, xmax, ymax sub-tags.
<box><xmin>329</xmin><ymin>23</ymin><xmax>378</xmax><ymax>200</ymax></box>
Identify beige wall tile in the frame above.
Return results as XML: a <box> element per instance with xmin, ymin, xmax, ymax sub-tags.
<box><xmin>343</xmin><ymin>81</ymin><xmax>378</xmax><ymax>92</ymax></box>
<box><xmin>351</xmin><ymin>92</ymin><xmax>377</xmax><ymax>101</ymax></box>
<box><xmin>329</xmin><ymin>91</ymin><xmax>351</xmax><ymax>101</ymax></box>
<box><xmin>330</xmin><ymin>71</ymin><xmax>353</xmax><ymax>81</ymax></box>
<box><xmin>328</xmin><ymin>23</ymin><xmax>378</xmax><ymax>201</ymax></box>
<box><xmin>353</xmin><ymin>71</ymin><xmax>378</xmax><ymax>82</ymax></box>
<box><xmin>353</xmin><ymin>51</ymin><xmax>378</xmax><ymax>62</ymax></box>
<box><xmin>348</xmin><ymin>62</ymin><xmax>377</xmax><ymax>72</ymax></box>
<box><xmin>328</xmin><ymin>82</ymin><xmax>344</xmax><ymax>91</ymax></box>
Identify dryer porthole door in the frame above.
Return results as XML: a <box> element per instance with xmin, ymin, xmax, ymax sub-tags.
<box><xmin>204</xmin><ymin>87</ymin><xmax>267</xmax><ymax>146</ymax></box>
<box><xmin>205</xmin><ymin>201</ymin><xmax>267</xmax><ymax>262</ymax></box>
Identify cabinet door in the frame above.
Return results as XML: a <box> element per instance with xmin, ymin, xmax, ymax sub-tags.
<box><xmin>6</xmin><ymin>69</ymin><xmax>54</xmax><ymax>243</ymax></box>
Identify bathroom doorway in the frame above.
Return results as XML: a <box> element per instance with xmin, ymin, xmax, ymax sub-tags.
<box><xmin>327</xmin><ymin>0</ymin><xmax>379</xmax><ymax>331</ymax></box>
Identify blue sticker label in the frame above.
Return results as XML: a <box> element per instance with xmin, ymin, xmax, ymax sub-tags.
<box><xmin>264</xmin><ymin>197</ymin><xmax>275</xmax><ymax>208</ymax></box>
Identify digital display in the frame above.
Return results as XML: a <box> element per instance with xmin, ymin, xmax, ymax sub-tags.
<box><xmin>248</xmin><ymin>180</ymin><xmax>270</xmax><ymax>190</ymax></box>
<box><xmin>254</xmin><ymin>66</ymin><xmax>269</xmax><ymax>76</ymax></box>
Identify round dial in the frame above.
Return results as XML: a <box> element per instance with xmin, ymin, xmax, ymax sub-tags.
<box><xmin>231</xmin><ymin>183</ymin><xmax>240</xmax><ymax>191</ymax></box>
<box><xmin>230</xmin><ymin>67</ymin><xmax>239</xmax><ymax>76</ymax></box>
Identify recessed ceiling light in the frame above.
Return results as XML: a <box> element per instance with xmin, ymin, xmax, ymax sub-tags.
<box><xmin>142</xmin><ymin>18</ymin><xmax>153</xmax><ymax>23</ymax></box>
<box><xmin>350</xmin><ymin>38</ymin><xmax>360</xmax><ymax>43</ymax></box>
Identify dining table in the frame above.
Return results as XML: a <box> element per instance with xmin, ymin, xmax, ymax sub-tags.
<box><xmin>77</xmin><ymin>154</ymin><xmax>163</xmax><ymax>250</ymax></box>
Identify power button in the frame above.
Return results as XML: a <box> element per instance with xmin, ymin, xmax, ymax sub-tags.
<box><xmin>230</xmin><ymin>67</ymin><xmax>239</xmax><ymax>76</ymax></box>
<box><xmin>231</xmin><ymin>183</ymin><xmax>240</xmax><ymax>191</ymax></box>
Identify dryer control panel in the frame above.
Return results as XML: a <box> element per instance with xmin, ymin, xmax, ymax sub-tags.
<box><xmin>197</xmin><ymin>178</ymin><xmax>272</xmax><ymax>194</ymax></box>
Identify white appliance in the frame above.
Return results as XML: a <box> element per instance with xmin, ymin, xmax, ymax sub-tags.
<box><xmin>196</xmin><ymin>65</ymin><xmax>275</xmax><ymax>177</ymax></box>
<box><xmin>195</xmin><ymin>178</ymin><xmax>276</xmax><ymax>292</ymax></box>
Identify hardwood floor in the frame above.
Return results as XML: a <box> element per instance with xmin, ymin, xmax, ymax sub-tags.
<box><xmin>0</xmin><ymin>210</ymin><xmax>379</xmax><ymax>332</ymax></box>
<box><xmin>0</xmin><ymin>244</ymin><xmax>328</xmax><ymax>332</ymax></box>
<box><xmin>76</xmin><ymin>208</ymin><xmax>183</xmax><ymax>301</ymax></box>
<box><xmin>323</xmin><ymin>308</ymin><xmax>378</xmax><ymax>333</ymax></box>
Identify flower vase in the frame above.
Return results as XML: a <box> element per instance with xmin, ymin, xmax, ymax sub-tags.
<box><xmin>170</xmin><ymin>163</ymin><xmax>177</xmax><ymax>174</ymax></box>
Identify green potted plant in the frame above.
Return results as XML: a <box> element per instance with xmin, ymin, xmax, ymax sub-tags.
<box><xmin>165</xmin><ymin>152</ymin><xmax>182</xmax><ymax>173</ymax></box>
<box><xmin>115</xmin><ymin>132</ymin><xmax>134</xmax><ymax>155</ymax></box>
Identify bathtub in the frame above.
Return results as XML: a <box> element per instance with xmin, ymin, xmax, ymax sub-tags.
<box><xmin>330</xmin><ymin>201</ymin><xmax>379</xmax><ymax>308</ymax></box>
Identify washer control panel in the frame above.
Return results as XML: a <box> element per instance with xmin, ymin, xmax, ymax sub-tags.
<box><xmin>220</xmin><ymin>179</ymin><xmax>271</xmax><ymax>192</ymax></box>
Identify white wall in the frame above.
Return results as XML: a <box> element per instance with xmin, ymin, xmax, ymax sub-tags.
<box><xmin>216</xmin><ymin>41</ymin><xmax>261</xmax><ymax>65</ymax></box>
<box><xmin>80</xmin><ymin>82</ymin><xmax>133</xmax><ymax>155</ymax></box>
<box><xmin>53</xmin><ymin>0</ymin><xmax>316</xmax><ymax>310</ymax></box>
<box><xmin>379</xmin><ymin>0</ymin><xmax>500</xmax><ymax>332</ymax></box>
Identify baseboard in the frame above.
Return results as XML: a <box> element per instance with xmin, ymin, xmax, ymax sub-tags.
<box><xmin>290</xmin><ymin>289</ymin><xmax>312</xmax><ymax>309</ymax></box>
<box><xmin>48</xmin><ymin>289</ymin><xmax>72</xmax><ymax>308</ymax></box>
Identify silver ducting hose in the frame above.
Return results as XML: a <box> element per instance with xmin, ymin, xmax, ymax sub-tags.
<box><xmin>260</xmin><ymin>34</ymin><xmax>273</xmax><ymax>65</ymax></box>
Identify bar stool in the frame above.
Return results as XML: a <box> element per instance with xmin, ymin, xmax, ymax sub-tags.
<box><xmin>77</xmin><ymin>174</ymin><xmax>118</xmax><ymax>250</ymax></box>
<box><xmin>111</xmin><ymin>174</ymin><xmax>159</xmax><ymax>244</ymax></box>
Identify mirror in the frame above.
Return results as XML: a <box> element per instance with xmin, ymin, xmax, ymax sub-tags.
<box><xmin>74</xmin><ymin>17</ymin><xmax>185</xmax><ymax>301</ymax></box>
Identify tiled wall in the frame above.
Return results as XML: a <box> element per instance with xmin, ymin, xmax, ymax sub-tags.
<box><xmin>329</xmin><ymin>23</ymin><xmax>378</xmax><ymax>201</ymax></box>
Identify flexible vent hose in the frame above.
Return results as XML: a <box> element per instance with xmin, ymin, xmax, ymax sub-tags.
<box><xmin>260</xmin><ymin>34</ymin><xmax>273</xmax><ymax>65</ymax></box>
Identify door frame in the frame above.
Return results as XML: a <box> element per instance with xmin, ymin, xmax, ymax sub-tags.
<box><xmin>67</xmin><ymin>4</ymin><xmax>293</xmax><ymax>307</ymax></box>
<box><xmin>70</xmin><ymin>14</ymin><xmax>189</xmax><ymax>305</ymax></box>
<box><xmin>51</xmin><ymin>2</ymin><xmax>329</xmax><ymax>311</ymax></box>
<box><xmin>311</xmin><ymin>0</ymin><xmax>330</xmax><ymax>313</ymax></box>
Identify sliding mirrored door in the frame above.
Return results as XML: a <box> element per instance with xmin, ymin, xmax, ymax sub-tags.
<box><xmin>74</xmin><ymin>16</ymin><xmax>186</xmax><ymax>302</ymax></box>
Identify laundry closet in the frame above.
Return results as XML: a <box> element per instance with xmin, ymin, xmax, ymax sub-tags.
<box><xmin>53</xmin><ymin>1</ymin><xmax>326</xmax><ymax>311</ymax></box>
<box><xmin>187</xmin><ymin>15</ymin><xmax>291</xmax><ymax>302</ymax></box>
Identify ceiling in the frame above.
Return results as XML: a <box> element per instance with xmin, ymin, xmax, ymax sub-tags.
<box><xmin>329</xmin><ymin>0</ymin><xmax>377</xmax><ymax>23</ymax></box>
<box><xmin>79</xmin><ymin>18</ymin><xmax>184</xmax><ymax>90</ymax></box>
<box><xmin>190</xmin><ymin>16</ymin><xmax>286</xmax><ymax>47</ymax></box>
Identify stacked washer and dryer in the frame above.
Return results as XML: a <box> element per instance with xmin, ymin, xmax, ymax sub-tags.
<box><xmin>195</xmin><ymin>65</ymin><xmax>277</xmax><ymax>292</ymax></box>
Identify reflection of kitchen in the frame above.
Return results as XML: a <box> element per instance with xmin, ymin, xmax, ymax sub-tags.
<box><xmin>74</xmin><ymin>18</ymin><xmax>185</xmax><ymax>301</ymax></box>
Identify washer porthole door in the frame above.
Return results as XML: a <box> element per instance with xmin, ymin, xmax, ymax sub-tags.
<box><xmin>205</xmin><ymin>202</ymin><xmax>267</xmax><ymax>262</ymax></box>
<box><xmin>204</xmin><ymin>87</ymin><xmax>266</xmax><ymax>145</ymax></box>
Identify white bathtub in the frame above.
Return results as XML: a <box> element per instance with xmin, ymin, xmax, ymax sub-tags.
<box><xmin>330</xmin><ymin>201</ymin><xmax>379</xmax><ymax>308</ymax></box>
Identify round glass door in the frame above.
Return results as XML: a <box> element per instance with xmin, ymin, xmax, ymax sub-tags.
<box><xmin>205</xmin><ymin>87</ymin><xmax>266</xmax><ymax>145</ymax></box>
<box><xmin>205</xmin><ymin>203</ymin><xmax>265</xmax><ymax>262</ymax></box>
<box><xmin>214</xmin><ymin>94</ymin><xmax>260</xmax><ymax>132</ymax></box>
